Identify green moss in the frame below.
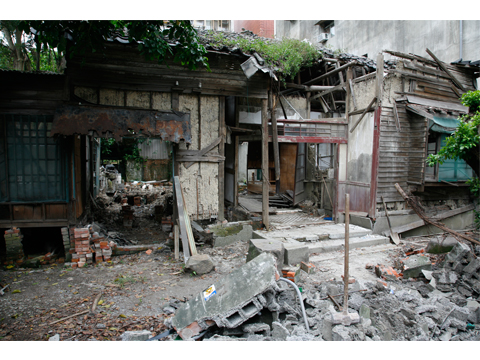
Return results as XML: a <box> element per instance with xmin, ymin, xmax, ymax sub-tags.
<box><xmin>210</xmin><ymin>224</ymin><xmax>243</xmax><ymax>237</ymax></box>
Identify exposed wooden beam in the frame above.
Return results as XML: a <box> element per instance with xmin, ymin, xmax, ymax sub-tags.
<box><xmin>349</xmin><ymin>97</ymin><xmax>377</xmax><ymax>133</ymax></box>
<box><xmin>304</xmin><ymin>60</ymin><xmax>359</xmax><ymax>86</ymax></box>
<box><xmin>309</xmin><ymin>83</ymin><xmax>346</xmax><ymax>101</ymax></box>
<box><xmin>425</xmin><ymin>48</ymin><xmax>466</xmax><ymax>92</ymax></box>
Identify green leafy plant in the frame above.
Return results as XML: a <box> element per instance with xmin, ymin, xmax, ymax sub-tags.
<box><xmin>426</xmin><ymin>91</ymin><xmax>480</xmax><ymax>195</ymax></box>
<box><xmin>114</xmin><ymin>275</ymin><xmax>137</xmax><ymax>288</ymax></box>
<box><xmin>1</xmin><ymin>20</ymin><xmax>209</xmax><ymax>73</ymax></box>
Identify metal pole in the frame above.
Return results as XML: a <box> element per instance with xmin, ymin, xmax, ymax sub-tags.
<box><xmin>343</xmin><ymin>193</ymin><xmax>350</xmax><ymax>315</ymax></box>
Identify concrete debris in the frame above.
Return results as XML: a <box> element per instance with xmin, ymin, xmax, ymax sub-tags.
<box><xmin>400</xmin><ymin>254</ymin><xmax>432</xmax><ymax>279</ymax></box>
<box><xmin>121</xmin><ymin>330</ymin><xmax>152</xmax><ymax>341</ymax></box>
<box><xmin>185</xmin><ymin>254</ymin><xmax>215</xmax><ymax>275</ymax></box>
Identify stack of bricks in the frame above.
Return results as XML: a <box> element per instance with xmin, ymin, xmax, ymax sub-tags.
<box><xmin>91</xmin><ymin>231</ymin><xmax>112</xmax><ymax>262</ymax></box>
<box><xmin>3</xmin><ymin>228</ymin><xmax>24</xmax><ymax>265</ymax></box>
<box><xmin>61</xmin><ymin>227</ymin><xmax>72</xmax><ymax>262</ymax></box>
<box><xmin>68</xmin><ymin>227</ymin><xmax>114</xmax><ymax>268</ymax></box>
<box><xmin>71</xmin><ymin>228</ymin><xmax>91</xmax><ymax>268</ymax></box>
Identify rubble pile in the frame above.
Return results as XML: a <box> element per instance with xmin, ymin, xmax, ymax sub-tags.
<box><xmin>93</xmin><ymin>182</ymin><xmax>173</xmax><ymax>231</ymax></box>
<box><xmin>155</xmin><ymin>237</ymin><xmax>480</xmax><ymax>341</ymax></box>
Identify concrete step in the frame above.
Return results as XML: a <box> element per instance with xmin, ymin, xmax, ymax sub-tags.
<box><xmin>306</xmin><ymin>234</ymin><xmax>391</xmax><ymax>254</ymax></box>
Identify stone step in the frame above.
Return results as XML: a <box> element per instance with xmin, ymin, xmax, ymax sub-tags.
<box><xmin>306</xmin><ymin>234</ymin><xmax>391</xmax><ymax>254</ymax></box>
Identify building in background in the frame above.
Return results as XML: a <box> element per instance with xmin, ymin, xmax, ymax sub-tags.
<box><xmin>233</xmin><ymin>20</ymin><xmax>274</xmax><ymax>38</ymax></box>
<box><xmin>275</xmin><ymin>20</ymin><xmax>480</xmax><ymax>64</ymax></box>
<box><xmin>193</xmin><ymin>20</ymin><xmax>233</xmax><ymax>31</ymax></box>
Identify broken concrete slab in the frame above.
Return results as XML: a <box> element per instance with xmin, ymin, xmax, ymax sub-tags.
<box><xmin>185</xmin><ymin>254</ymin><xmax>215</xmax><ymax>275</ymax></box>
<box><xmin>246</xmin><ymin>239</ymin><xmax>285</xmax><ymax>272</ymax></box>
<box><xmin>171</xmin><ymin>252</ymin><xmax>279</xmax><ymax>339</ymax></box>
<box><xmin>307</xmin><ymin>234</ymin><xmax>390</xmax><ymax>254</ymax></box>
<box><xmin>283</xmin><ymin>243</ymin><xmax>309</xmax><ymax>265</ymax></box>
<box><xmin>400</xmin><ymin>255</ymin><xmax>432</xmax><ymax>279</ymax></box>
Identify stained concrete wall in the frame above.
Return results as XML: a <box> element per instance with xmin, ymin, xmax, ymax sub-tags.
<box><xmin>275</xmin><ymin>20</ymin><xmax>480</xmax><ymax>64</ymax></box>
<box><xmin>74</xmin><ymin>86</ymin><xmax>220</xmax><ymax>220</ymax></box>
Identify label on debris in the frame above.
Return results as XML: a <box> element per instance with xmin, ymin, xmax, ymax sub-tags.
<box><xmin>203</xmin><ymin>285</ymin><xmax>216</xmax><ymax>302</ymax></box>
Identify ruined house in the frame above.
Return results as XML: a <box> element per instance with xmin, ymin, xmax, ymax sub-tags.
<box><xmin>1</xmin><ymin>27</ymin><xmax>478</xmax><ymax>263</ymax></box>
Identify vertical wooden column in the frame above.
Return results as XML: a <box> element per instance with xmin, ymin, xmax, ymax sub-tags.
<box><xmin>269</xmin><ymin>88</ymin><xmax>280</xmax><ymax>193</ymax></box>
<box><xmin>234</xmin><ymin>97</ymin><xmax>240</xmax><ymax>206</ymax></box>
<box><xmin>261</xmin><ymin>98</ymin><xmax>269</xmax><ymax>229</ymax></box>
<box><xmin>218</xmin><ymin>97</ymin><xmax>226</xmax><ymax>221</ymax></box>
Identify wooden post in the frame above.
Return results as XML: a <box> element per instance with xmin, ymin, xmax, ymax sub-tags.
<box><xmin>261</xmin><ymin>98</ymin><xmax>270</xmax><ymax>230</ymax></box>
<box><xmin>174</xmin><ymin>224</ymin><xmax>179</xmax><ymax>260</ymax></box>
<box><xmin>375</xmin><ymin>53</ymin><xmax>384</xmax><ymax>106</ymax></box>
<box><xmin>270</xmin><ymin>89</ymin><xmax>280</xmax><ymax>188</ymax></box>
<box><xmin>218</xmin><ymin>97</ymin><xmax>225</xmax><ymax>221</ymax></box>
<box><xmin>343</xmin><ymin>193</ymin><xmax>350</xmax><ymax>313</ymax></box>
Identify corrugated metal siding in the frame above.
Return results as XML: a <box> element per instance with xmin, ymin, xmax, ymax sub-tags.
<box><xmin>138</xmin><ymin>139</ymin><xmax>170</xmax><ymax>160</ymax></box>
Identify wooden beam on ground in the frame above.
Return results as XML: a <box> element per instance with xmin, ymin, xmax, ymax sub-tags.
<box><xmin>261</xmin><ymin>98</ymin><xmax>270</xmax><ymax>230</ymax></box>
<box><xmin>426</xmin><ymin>48</ymin><xmax>466</xmax><ymax>92</ymax></box>
<box><xmin>174</xmin><ymin>176</ymin><xmax>191</xmax><ymax>262</ymax></box>
<box><xmin>394</xmin><ymin>183</ymin><xmax>479</xmax><ymax>245</ymax></box>
<box><xmin>180</xmin><ymin>185</ymin><xmax>197</xmax><ymax>256</ymax></box>
<box><xmin>349</xmin><ymin>96</ymin><xmax>377</xmax><ymax>133</ymax></box>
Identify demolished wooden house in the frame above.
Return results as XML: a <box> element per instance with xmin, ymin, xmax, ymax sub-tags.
<box><xmin>1</xmin><ymin>28</ymin><xmax>478</xmax><ymax>263</ymax></box>
<box><xmin>264</xmin><ymin>49</ymin><xmax>479</xmax><ymax>237</ymax></box>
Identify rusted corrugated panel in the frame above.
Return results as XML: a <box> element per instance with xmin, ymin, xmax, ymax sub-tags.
<box><xmin>51</xmin><ymin>105</ymin><xmax>191</xmax><ymax>144</ymax></box>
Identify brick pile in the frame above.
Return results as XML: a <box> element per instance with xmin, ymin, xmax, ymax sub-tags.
<box><xmin>3</xmin><ymin>228</ymin><xmax>24</xmax><ymax>265</ymax></box>
<box><xmin>69</xmin><ymin>227</ymin><xmax>113</xmax><ymax>268</ymax></box>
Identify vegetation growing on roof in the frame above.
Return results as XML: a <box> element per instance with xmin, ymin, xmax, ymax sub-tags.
<box><xmin>204</xmin><ymin>30</ymin><xmax>322</xmax><ymax>82</ymax></box>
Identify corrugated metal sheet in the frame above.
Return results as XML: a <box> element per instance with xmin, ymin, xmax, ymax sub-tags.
<box><xmin>138</xmin><ymin>139</ymin><xmax>170</xmax><ymax>159</ymax></box>
<box><xmin>51</xmin><ymin>105</ymin><xmax>191</xmax><ymax>143</ymax></box>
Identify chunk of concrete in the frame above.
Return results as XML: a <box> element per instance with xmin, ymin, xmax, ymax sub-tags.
<box><xmin>400</xmin><ymin>255</ymin><xmax>432</xmax><ymax>279</ymax></box>
<box><xmin>425</xmin><ymin>235</ymin><xmax>458</xmax><ymax>254</ymax></box>
<box><xmin>121</xmin><ymin>330</ymin><xmax>152</xmax><ymax>341</ymax></box>
<box><xmin>212</xmin><ymin>224</ymin><xmax>253</xmax><ymax>248</ymax></box>
<box><xmin>375</xmin><ymin>264</ymin><xmax>400</xmax><ymax>281</ymax></box>
<box><xmin>246</xmin><ymin>239</ymin><xmax>284</xmax><ymax>273</ymax></box>
<box><xmin>445</xmin><ymin>241</ymin><xmax>471</xmax><ymax>264</ymax></box>
<box><xmin>185</xmin><ymin>254</ymin><xmax>215</xmax><ymax>275</ymax></box>
<box><xmin>272</xmin><ymin>321</ymin><xmax>290</xmax><ymax>340</ymax></box>
<box><xmin>283</xmin><ymin>243</ymin><xmax>309</xmax><ymax>265</ymax></box>
<box><xmin>172</xmin><ymin>252</ymin><xmax>279</xmax><ymax>339</ymax></box>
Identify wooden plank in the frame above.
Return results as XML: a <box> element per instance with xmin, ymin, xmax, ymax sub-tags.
<box><xmin>180</xmin><ymin>184</ymin><xmax>197</xmax><ymax>256</ymax></box>
<box><xmin>173</xmin><ymin>176</ymin><xmax>191</xmax><ymax>263</ymax></box>
<box><xmin>405</xmin><ymin>95</ymin><xmax>467</xmax><ymax>113</ymax></box>
<box><xmin>176</xmin><ymin>155</ymin><xmax>225</xmax><ymax>163</ymax></box>
<box><xmin>304</xmin><ymin>60</ymin><xmax>358</xmax><ymax>86</ymax></box>
<box><xmin>174</xmin><ymin>224</ymin><xmax>179</xmax><ymax>260</ymax></box>
<box><xmin>309</xmin><ymin>83</ymin><xmax>346</xmax><ymax>101</ymax></box>
<box><xmin>426</xmin><ymin>48</ymin><xmax>466</xmax><ymax>92</ymax></box>
<box><xmin>376</xmin><ymin>53</ymin><xmax>384</xmax><ymax>103</ymax></box>
<box><xmin>392</xmin><ymin>101</ymin><xmax>401</xmax><ymax>131</ymax></box>
<box><xmin>271</xmin><ymin>91</ymin><xmax>280</xmax><ymax>182</ymax></box>
<box><xmin>350</xmin><ymin>97</ymin><xmax>376</xmax><ymax>133</ymax></box>
<box><xmin>184</xmin><ymin>136</ymin><xmax>222</xmax><ymax>168</ymax></box>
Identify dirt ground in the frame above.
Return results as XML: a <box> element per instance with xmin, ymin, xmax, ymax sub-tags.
<box><xmin>0</xmin><ymin>223</ymin><xmax>428</xmax><ymax>342</ymax></box>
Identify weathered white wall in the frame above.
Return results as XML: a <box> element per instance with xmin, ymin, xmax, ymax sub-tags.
<box><xmin>178</xmin><ymin>95</ymin><xmax>219</xmax><ymax>220</ymax></box>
